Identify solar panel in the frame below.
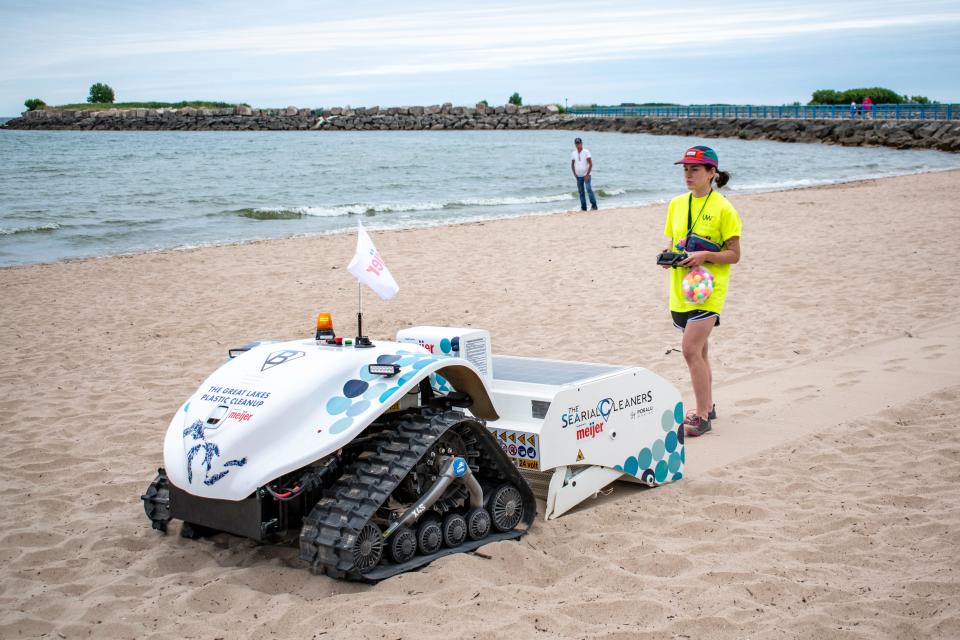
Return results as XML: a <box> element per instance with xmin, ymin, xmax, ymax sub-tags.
<box><xmin>492</xmin><ymin>355</ymin><xmax>626</xmax><ymax>386</ymax></box>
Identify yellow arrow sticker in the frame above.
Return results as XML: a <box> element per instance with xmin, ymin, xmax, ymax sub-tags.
<box><xmin>509</xmin><ymin>432</ymin><xmax>516</xmax><ymax>443</ymax></box>
<box><xmin>576</xmin><ymin>449</ymin><xmax>585</xmax><ymax>462</ymax></box>
<box><xmin>499</xmin><ymin>431</ymin><xmax>506</xmax><ymax>441</ymax></box>
<box><xmin>528</xmin><ymin>435</ymin><xmax>535</xmax><ymax>446</ymax></box>
<box><xmin>519</xmin><ymin>434</ymin><xmax>526</xmax><ymax>445</ymax></box>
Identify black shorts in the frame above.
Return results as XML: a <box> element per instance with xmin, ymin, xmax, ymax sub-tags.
<box><xmin>672</xmin><ymin>309</ymin><xmax>720</xmax><ymax>330</ymax></box>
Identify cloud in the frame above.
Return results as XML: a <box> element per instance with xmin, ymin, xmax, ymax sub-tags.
<box><xmin>1</xmin><ymin>0</ymin><xmax>957</xmax><ymax>111</ymax></box>
<box><xmin>7</xmin><ymin>2</ymin><xmax>959</xmax><ymax>77</ymax></box>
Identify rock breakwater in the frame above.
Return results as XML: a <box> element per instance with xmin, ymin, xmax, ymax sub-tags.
<box><xmin>2</xmin><ymin>103</ymin><xmax>565</xmax><ymax>132</ymax></box>
<box><xmin>4</xmin><ymin>104</ymin><xmax>958</xmax><ymax>152</ymax></box>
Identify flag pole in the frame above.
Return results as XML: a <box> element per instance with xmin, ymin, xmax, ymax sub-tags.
<box><xmin>356</xmin><ymin>280</ymin><xmax>373</xmax><ymax>348</ymax></box>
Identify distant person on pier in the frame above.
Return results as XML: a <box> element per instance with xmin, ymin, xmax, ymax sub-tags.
<box><xmin>863</xmin><ymin>96</ymin><xmax>873</xmax><ymax>118</ymax></box>
<box><xmin>850</xmin><ymin>101</ymin><xmax>858</xmax><ymax>118</ymax></box>
<box><xmin>571</xmin><ymin>137</ymin><xmax>598</xmax><ymax>211</ymax></box>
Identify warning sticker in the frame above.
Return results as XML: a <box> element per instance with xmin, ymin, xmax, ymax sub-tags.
<box><xmin>488</xmin><ymin>428</ymin><xmax>540</xmax><ymax>463</ymax></box>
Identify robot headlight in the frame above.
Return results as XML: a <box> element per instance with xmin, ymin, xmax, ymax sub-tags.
<box><xmin>368</xmin><ymin>364</ymin><xmax>400</xmax><ymax>377</ymax></box>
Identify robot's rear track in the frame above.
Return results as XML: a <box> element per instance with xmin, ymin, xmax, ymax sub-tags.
<box><xmin>298</xmin><ymin>409</ymin><xmax>535</xmax><ymax>582</ymax></box>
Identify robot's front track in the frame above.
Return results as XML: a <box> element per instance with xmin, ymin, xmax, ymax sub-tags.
<box><xmin>298</xmin><ymin>409</ymin><xmax>535</xmax><ymax>581</ymax></box>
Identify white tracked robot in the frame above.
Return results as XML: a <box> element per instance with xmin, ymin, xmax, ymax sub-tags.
<box><xmin>143</xmin><ymin>316</ymin><xmax>685</xmax><ymax>581</ymax></box>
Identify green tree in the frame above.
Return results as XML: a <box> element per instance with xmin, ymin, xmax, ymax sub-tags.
<box><xmin>809</xmin><ymin>87</ymin><xmax>916</xmax><ymax>105</ymax></box>
<box><xmin>508</xmin><ymin>92</ymin><xmax>522</xmax><ymax>106</ymax></box>
<box><xmin>909</xmin><ymin>95</ymin><xmax>931</xmax><ymax>104</ymax></box>
<box><xmin>24</xmin><ymin>98</ymin><xmax>46</xmax><ymax>111</ymax></box>
<box><xmin>478</xmin><ymin>99</ymin><xmax>489</xmax><ymax>107</ymax></box>
<box><xmin>87</xmin><ymin>83</ymin><xmax>116</xmax><ymax>104</ymax></box>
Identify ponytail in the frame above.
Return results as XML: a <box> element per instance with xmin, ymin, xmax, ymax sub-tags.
<box><xmin>714</xmin><ymin>170</ymin><xmax>730</xmax><ymax>189</ymax></box>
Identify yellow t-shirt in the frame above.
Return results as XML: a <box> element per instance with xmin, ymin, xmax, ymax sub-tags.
<box><xmin>663</xmin><ymin>191</ymin><xmax>742</xmax><ymax>314</ymax></box>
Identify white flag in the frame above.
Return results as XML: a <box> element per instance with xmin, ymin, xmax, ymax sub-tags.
<box><xmin>347</xmin><ymin>223</ymin><xmax>399</xmax><ymax>300</ymax></box>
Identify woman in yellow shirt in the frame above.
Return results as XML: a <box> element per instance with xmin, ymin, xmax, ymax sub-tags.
<box><xmin>662</xmin><ymin>146</ymin><xmax>742</xmax><ymax>437</ymax></box>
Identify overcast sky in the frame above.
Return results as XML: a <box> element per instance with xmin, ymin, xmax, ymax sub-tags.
<box><xmin>1</xmin><ymin>0</ymin><xmax>958</xmax><ymax>115</ymax></box>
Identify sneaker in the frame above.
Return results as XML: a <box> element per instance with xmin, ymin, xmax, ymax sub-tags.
<box><xmin>591</xmin><ymin>205</ymin><xmax>598</xmax><ymax>210</ymax></box>
<box><xmin>684</xmin><ymin>413</ymin><xmax>712</xmax><ymax>437</ymax></box>
<box><xmin>708</xmin><ymin>404</ymin><xmax>717</xmax><ymax>420</ymax></box>
<box><xmin>580</xmin><ymin>207</ymin><xmax>588</xmax><ymax>211</ymax></box>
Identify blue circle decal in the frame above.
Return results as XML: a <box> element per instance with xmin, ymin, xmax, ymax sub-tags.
<box><xmin>661</xmin><ymin>409</ymin><xmax>674</xmax><ymax>432</ymax></box>
<box><xmin>674</xmin><ymin>402</ymin><xmax>684</xmax><ymax>425</ymax></box>
<box><xmin>655</xmin><ymin>460</ymin><xmax>668</xmax><ymax>483</ymax></box>
<box><xmin>623</xmin><ymin>456</ymin><xmax>639</xmax><ymax>476</ymax></box>
<box><xmin>652</xmin><ymin>439</ymin><xmax>665</xmax><ymax>461</ymax></box>
<box><xmin>440</xmin><ymin>338</ymin><xmax>451</xmax><ymax>354</ymax></box>
<box><xmin>377</xmin><ymin>354</ymin><xmax>401</xmax><ymax>364</ymax></box>
<box><xmin>665</xmin><ymin>431</ymin><xmax>678</xmax><ymax>453</ymax></box>
<box><xmin>326</xmin><ymin>396</ymin><xmax>351</xmax><ymax>415</ymax></box>
<box><xmin>346</xmin><ymin>399</ymin><xmax>371</xmax><ymax>417</ymax></box>
<box><xmin>637</xmin><ymin>448</ymin><xmax>652</xmax><ymax>470</ymax></box>
<box><xmin>329</xmin><ymin>417</ymin><xmax>353</xmax><ymax>434</ymax></box>
<box><xmin>363</xmin><ymin>382</ymin><xmax>389</xmax><ymax>400</ymax></box>
<box><xmin>343</xmin><ymin>379</ymin><xmax>368</xmax><ymax>398</ymax></box>
<box><xmin>379</xmin><ymin>387</ymin><xmax>400</xmax><ymax>403</ymax></box>
<box><xmin>668</xmin><ymin>451</ymin><xmax>681</xmax><ymax>473</ymax></box>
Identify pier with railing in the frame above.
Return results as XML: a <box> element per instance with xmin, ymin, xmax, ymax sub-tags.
<box><xmin>568</xmin><ymin>104</ymin><xmax>957</xmax><ymax>121</ymax></box>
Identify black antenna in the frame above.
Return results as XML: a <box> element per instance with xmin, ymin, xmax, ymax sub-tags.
<box><xmin>355</xmin><ymin>283</ymin><xmax>373</xmax><ymax>348</ymax></box>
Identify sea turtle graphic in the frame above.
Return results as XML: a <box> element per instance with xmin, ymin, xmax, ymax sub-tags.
<box><xmin>182</xmin><ymin>419</ymin><xmax>247</xmax><ymax>486</ymax></box>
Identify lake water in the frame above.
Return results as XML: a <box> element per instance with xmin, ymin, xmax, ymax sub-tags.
<box><xmin>2</xmin><ymin>128</ymin><xmax>958</xmax><ymax>267</ymax></box>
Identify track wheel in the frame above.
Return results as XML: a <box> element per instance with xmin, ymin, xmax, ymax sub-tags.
<box><xmin>489</xmin><ymin>484</ymin><xmax>524</xmax><ymax>532</ymax></box>
<box><xmin>352</xmin><ymin>523</ymin><xmax>384</xmax><ymax>573</ymax></box>
<box><xmin>388</xmin><ymin>526</ymin><xmax>417</xmax><ymax>564</ymax></box>
<box><xmin>442</xmin><ymin>513</ymin><xmax>467</xmax><ymax>547</ymax></box>
<box><xmin>417</xmin><ymin>518</ymin><xmax>442</xmax><ymax>555</ymax></box>
<box><xmin>466</xmin><ymin>508</ymin><xmax>491</xmax><ymax>540</ymax></box>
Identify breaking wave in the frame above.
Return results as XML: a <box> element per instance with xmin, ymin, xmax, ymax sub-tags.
<box><xmin>595</xmin><ymin>188</ymin><xmax>626</xmax><ymax>197</ymax></box>
<box><xmin>0</xmin><ymin>222</ymin><xmax>61</xmax><ymax>236</ymax></box>
<box><xmin>229</xmin><ymin>191</ymin><xmax>607</xmax><ymax>220</ymax></box>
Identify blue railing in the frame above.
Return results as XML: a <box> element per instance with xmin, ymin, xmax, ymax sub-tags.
<box><xmin>568</xmin><ymin>104</ymin><xmax>957</xmax><ymax>120</ymax></box>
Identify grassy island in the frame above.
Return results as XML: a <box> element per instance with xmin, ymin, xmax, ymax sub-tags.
<box><xmin>45</xmin><ymin>101</ymin><xmax>243</xmax><ymax>111</ymax></box>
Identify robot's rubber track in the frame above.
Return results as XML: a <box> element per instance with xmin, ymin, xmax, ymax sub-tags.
<box><xmin>298</xmin><ymin>409</ymin><xmax>533</xmax><ymax>581</ymax></box>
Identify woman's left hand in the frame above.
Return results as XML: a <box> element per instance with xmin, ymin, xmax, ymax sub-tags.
<box><xmin>680</xmin><ymin>251</ymin><xmax>708</xmax><ymax>267</ymax></box>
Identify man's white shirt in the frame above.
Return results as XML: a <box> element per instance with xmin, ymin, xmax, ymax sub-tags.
<box><xmin>571</xmin><ymin>149</ymin><xmax>592</xmax><ymax>177</ymax></box>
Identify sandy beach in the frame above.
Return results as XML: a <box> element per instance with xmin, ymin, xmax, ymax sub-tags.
<box><xmin>2</xmin><ymin>169</ymin><xmax>959</xmax><ymax>639</ymax></box>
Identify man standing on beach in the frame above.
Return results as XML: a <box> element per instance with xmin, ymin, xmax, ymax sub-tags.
<box><xmin>571</xmin><ymin>137</ymin><xmax>598</xmax><ymax>211</ymax></box>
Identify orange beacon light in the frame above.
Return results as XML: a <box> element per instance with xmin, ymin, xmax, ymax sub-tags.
<box><xmin>315</xmin><ymin>312</ymin><xmax>335</xmax><ymax>342</ymax></box>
